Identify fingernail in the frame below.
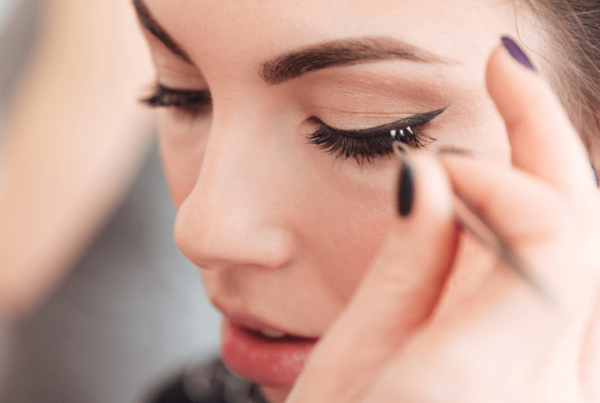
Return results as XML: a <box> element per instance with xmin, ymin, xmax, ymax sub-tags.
<box><xmin>398</xmin><ymin>161</ymin><xmax>415</xmax><ymax>217</ymax></box>
<box><xmin>592</xmin><ymin>163</ymin><xmax>599</xmax><ymax>187</ymax></box>
<box><xmin>501</xmin><ymin>36</ymin><xmax>535</xmax><ymax>71</ymax></box>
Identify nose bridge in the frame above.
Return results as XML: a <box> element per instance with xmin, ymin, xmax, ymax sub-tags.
<box><xmin>174</xmin><ymin>115</ymin><xmax>296</xmax><ymax>271</ymax></box>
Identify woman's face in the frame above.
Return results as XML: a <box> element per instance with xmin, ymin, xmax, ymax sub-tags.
<box><xmin>137</xmin><ymin>0</ymin><xmax>538</xmax><ymax>401</ymax></box>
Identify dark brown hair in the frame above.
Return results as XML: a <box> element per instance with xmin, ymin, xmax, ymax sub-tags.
<box><xmin>522</xmin><ymin>0</ymin><xmax>600</xmax><ymax>156</ymax></box>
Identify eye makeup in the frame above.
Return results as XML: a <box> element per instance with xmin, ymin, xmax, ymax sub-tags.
<box><xmin>308</xmin><ymin>108</ymin><xmax>445</xmax><ymax>163</ymax></box>
<box><xmin>391</xmin><ymin>140</ymin><xmax>553</xmax><ymax>304</ymax></box>
<box><xmin>143</xmin><ymin>84</ymin><xmax>212</xmax><ymax>117</ymax></box>
<box><xmin>141</xmin><ymin>84</ymin><xmax>446</xmax><ymax>164</ymax></box>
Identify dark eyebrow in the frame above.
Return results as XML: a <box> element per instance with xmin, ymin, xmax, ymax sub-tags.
<box><xmin>260</xmin><ymin>37</ymin><xmax>450</xmax><ymax>85</ymax></box>
<box><xmin>132</xmin><ymin>0</ymin><xmax>194</xmax><ymax>65</ymax></box>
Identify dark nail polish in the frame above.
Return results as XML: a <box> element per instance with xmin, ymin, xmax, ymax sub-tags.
<box><xmin>592</xmin><ymin>163</ymin><xmax>599</xmax><ymax>187</ymax></box>
<box><xmin>398</xmin><ymin>161</ymin><xmax>415</xmax><ymax>217</ymax></box>
<box><xmin>501</xmin><ymin>36</ymin><xmax>535</xmax><ymax>71</ymax></box>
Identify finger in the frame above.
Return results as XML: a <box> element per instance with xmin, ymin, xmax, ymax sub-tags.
<box><xmin>362</xmin><ymin>290</ymin><xmax>581</xmax><ymax>403</ymax></box>
<box><xmin>435</xmin><ymin>155</ymin><xmax>596</xmax><ymax>376</ymax></box>
<box><xmin>441</xmin><ymin>154</ymin><xmax>580</xmax><ymax>306</ymax></box>
<box><xmin>367</xmin><ymin>257</ymin><xmax>596</xmax><ymax>403</ymax></box>
<box><xmin>580</xmin><ymin>290</ymin><xmax>600</xmax><ymax>401</ymax></box>
<box><xmin>287</xmin><ymin>153</ymin><xmax>458</xmax><ymax>403</ymax></box>
<box><xmin>486</xmin><ymin>41</ymin><xmax>596</xmax><ymax>203</ymax></box>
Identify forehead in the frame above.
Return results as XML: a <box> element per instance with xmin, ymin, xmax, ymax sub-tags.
<box><xmin>143</xmin><ymin>0</ymin><xmax>517</xmax><ymax>70</ymax></box>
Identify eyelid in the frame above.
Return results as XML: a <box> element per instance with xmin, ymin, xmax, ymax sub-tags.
<box><xmin>308</xmin><ymin>106</ymin><xmax>445</xmax><ymax>163</ymax></box>
<box><xmin>142</xmin><ymin>84</ymin><xmax>211</xmax><ymax>107</ymax></box>
<box><xmin>322</xmin><ymin>107</ymin><xmax>447</xmax><ymax>139</ymax></box>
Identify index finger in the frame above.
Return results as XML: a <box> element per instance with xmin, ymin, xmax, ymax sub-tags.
<box><xmin>486</xmin><ymin>40</ymin><xmax>597</xmax><ymax>203</ymax></box>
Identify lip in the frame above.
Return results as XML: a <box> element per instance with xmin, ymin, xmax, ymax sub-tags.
<box><xmin>215</xmin><ymin>303</ymin><xmax>319</xmax><ymax>387</ymax></box>
<box><xmin>216</xmin><ymin>306</ymin><xmax>308</xmax><ymax>338</ymax></box>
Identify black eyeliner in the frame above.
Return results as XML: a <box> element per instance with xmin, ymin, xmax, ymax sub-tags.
<box><xmin>326</xmin><ymin>107</ymin><xmax>446</xmax><ymax>139</ymax></box>
<box><xmin>142</xmin><ymin>84</ymin><xmax>448</xmax><ymax>164</ymax></box>
<box><xmin>308</xmin><ymin>106</ymin><xmax>447</xmax><ymax>163</ymax></box>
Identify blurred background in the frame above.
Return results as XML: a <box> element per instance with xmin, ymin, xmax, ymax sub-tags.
<box><xmin>0</xmin><ymin>0</ymin><xmax>220</xmax><ymax>402</ymax></box>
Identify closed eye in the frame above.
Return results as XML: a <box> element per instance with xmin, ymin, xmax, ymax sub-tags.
<box><xmin>142</xmin><ymin>84</ymin><xmax>212</xmax><ymax>117</ymax></box>
<box><xmin>141</xmin><ymin>84</ymin><xmax>447</xmax><ymax>164</ymax></box>
<box><xmin>308</xmin><ymin>108</ymin><xmax>446</xmax><ymax>163</ymax></box>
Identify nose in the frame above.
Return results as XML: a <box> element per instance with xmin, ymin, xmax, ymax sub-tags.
<box><xmin>173</xmin><ymin>118</ymin><xmax>297</xmax><ymax>271</ymax></box>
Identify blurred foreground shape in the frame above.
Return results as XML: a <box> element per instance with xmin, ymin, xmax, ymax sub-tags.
<box><xmin>0</xmin><ymin>144</ymin><xmax>220</xmax><ymax>403</ymax></box>
<box><xmin>0</xmin><ymin>0</ymin><xmax>220</xmax><ymax>401</ymax></box>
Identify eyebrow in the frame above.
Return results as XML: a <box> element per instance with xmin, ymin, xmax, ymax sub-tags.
<box><xmin>260</xmin><ymin>37</ymin><xmax>450</xmax><ymax>84</ymax></box>
<box><xmin>133</xmin><ymin>0</ymin><xmax>194</xmax><ymax>65</ymax></box>
<box><xmin>133</xmin><ymin>0</ymin><xmax>450</xmax><ymax>84</ymax></box>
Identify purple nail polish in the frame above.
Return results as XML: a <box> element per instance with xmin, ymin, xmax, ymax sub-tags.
<box><xmin>592</xmin><ymin>164</ymin><xmax>599</xmax><ymax>187</ymax></box>
<box><xmin>501</xmin><ymin>36</ymin><xmax>535</xmax><ymax>71</ymax></box>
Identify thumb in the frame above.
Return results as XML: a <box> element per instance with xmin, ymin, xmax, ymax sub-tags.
<box><xmin>356</xmin><ymin>154</ymin><xmax>458</xmax><ymax>335</ymax></box>
<box><xmin>287</xmin><ymin>153</ymin><xmax>458</xmax><ymax>403</ymax></box>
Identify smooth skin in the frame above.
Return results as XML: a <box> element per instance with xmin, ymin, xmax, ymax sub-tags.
<box><xmin>138</xmin><ymin>0</ymin><xmax>600</xmax><ymax>401</ymax></box>
<box><xmin>287</xmin><ymin>46</ymin><xmax>600</xmax><ymax>403</ymax></box>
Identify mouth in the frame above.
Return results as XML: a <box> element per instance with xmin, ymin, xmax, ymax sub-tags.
<box><xmin>218</xmin><ymin>309</ymin><xmax>319</xmax><ymax>388</ymax></box>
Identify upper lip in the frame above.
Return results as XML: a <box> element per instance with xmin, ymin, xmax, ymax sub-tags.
<box><xmin>214</xmin><ymin>301</ymin><xmax>319</xmax><ymax>339</ymax></box>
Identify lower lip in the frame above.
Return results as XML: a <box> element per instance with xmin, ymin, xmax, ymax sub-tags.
<box><xmin>220</xmin><ymin>319</ymin><xmax>318</xmax><ymax>388</ymax></box>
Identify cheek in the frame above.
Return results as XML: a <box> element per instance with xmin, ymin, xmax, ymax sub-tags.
<box><xmin>294</xmin><ymin>158</ymin><xmax>399</xmax><ymax>305</ymax></box>
<box><xmin>309</xmin><ymin>210</ymin><xmax>395</xmax><ymax>305</ymax></box>
<box><xmin>158</xmin><ymin>110</ymin><xmax>212</xmax><ymax>207</ymax></box>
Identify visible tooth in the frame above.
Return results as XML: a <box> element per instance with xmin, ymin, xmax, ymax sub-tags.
<box><xmin>260</xmin><ymin>329</ymin><xmax>286</xmax><ymax>338</ymax></box>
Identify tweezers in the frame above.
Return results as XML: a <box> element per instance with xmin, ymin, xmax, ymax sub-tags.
<box><xmin>391</xmin><ymin>138</ymin><xmax>553</xmax><ymax>304</ymax></box>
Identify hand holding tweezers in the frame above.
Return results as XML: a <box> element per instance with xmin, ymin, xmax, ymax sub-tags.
<box><xmin>391</xmin><ymin>138</ymin><xmax>553</xmax><ymax>305</ymax></box>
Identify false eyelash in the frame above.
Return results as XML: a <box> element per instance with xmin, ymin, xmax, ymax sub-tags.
<box><xmin>308</xmin><ymin>109</ymin><xmax>444</xmax><ymax>164</ymax></box>
<box><xmin>309</xmin><ymin>124</ymin><xmax>433</xmax><ymax>163</ymax></box>
<box><xmin>141</xmin><ymin>84</ymin><xmax>212</xmax><ymax>117</ymax></box>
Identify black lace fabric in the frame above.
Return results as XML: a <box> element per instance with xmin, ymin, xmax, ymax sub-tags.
<box><xmin>145</xmin><ymin>358</ymin><xmax>269</xmax><ymax>403</ymax></box>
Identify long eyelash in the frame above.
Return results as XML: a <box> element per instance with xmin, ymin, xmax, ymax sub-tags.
<box><xmin>141</xmin><ymin>84</ymin><xmax>212</xmax><ymax>117</ymax></box>
<box><xmin>308</xmin><ymin>109</ymin><xmax>444</xmax><ymax>164</ymax></box>
<box><xmin>309</xmin><ymin>125</ymin><xmax>433</xmax><ymax>163</ymax></box>
<box><xmin>143</xmin><ymin>83</ymin><xmax>443</xmax><ymax>163</ymax></box>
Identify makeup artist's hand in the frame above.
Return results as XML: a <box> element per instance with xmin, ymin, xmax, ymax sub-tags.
<box><xmin>286</xmin><ymin>43</ymin><xmax>600</xmax><ymax>402</ymax></box>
